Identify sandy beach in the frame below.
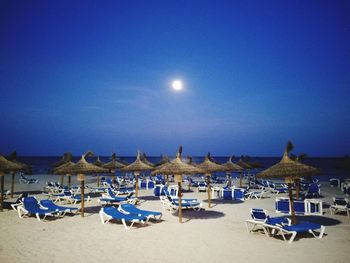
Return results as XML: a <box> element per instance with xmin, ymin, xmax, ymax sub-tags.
<box><xmin>0</xmin><ymin>175</ymin><xmax>349</xmax><ymax>263</ymax></box>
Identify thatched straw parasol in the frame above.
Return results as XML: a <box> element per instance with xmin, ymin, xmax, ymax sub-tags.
<box><xmin>257</xmin><ymin>141</ymin><xmax>319</xmax><ymax>224</ymax></box>
<box><xmin>7</xmin><ymin>151</ymin><xmax>32</xmax><ymax>198</ymax></box>
<box><xmin>155</xmin><ymin>155</ymin><xmax>170</xmax><ymax>166</ymax></box>
<box><xmin>0</xmin><ymin>155</ymin><xmax>23</xmax><ymax>211</ymax></box>
<box><xmin>53</xmin><ymin>160</ymin><xmax>75</xmax><ymax>188</ymax></box>
<box><xmin>52</xmin><ymin>152</ymin><xmax>73</xmax><ymax>168</ymax></box>
<box><xmin>54</xmin><ymin>151</ymin><xmax>107</xmax><ymax>217</ymax></box>
<box><xmin>140</xmin><ymin>152</ymin><xmax>155</xmax><ymax>167</ymax></box>
<box><xmin>197</xmin><ymin>153</ymin><xmax>229</xmax><ymax>208</ymax></box>
<box><xmin>94</xmin><ymin>156</ymin><xmax>105</xmax><ymax>167</ymax></box>
<box><xmin>223</xmin><ymin>156</ymin><xmax>243</xmax><ymax>188</ymax></box>
<box><xmin>102</xmin><ymin>153</ymin><xmax>125</xmax><ymax>187</ymax></box>
<box><xmin>237</xmin><ymin>157</ymin><xmax>253</xmax><ymax>187</ymax></box>
<box><xmin>121</xmin><ymin>151</ymin><xmax>154</xmax><ymax>198</ymax></box>
<box><xmin>152</xmin><ymin>146</ymin><xmax>205</xmax><ymax>223</ymax></box>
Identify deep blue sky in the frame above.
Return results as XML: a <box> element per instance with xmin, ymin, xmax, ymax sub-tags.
<box><xmin>1</xmin><ymin>0</ymin><xmax>350</xmax><ymax>157</ymax></box>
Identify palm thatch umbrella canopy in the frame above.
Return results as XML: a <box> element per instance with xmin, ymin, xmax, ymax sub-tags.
<box><xmin>94</xmin><ymin>156</ymin><xmax>105</xmax><ymax>167</ymax></box>
<box><xmin>0</xmin><ymin>155</ymin><xmax>23</xmax><ymax>211</ymax></box>
<box><xmin>223</xmin><ymin>156</ymin><xmax>243</xmax><ymax>188</ymax></box>
<box><xmin>7</xmin><ymin>151</ymin><xmax>32</xmax><ymax>173</ymax></box>
<box><xmin>7</xmin><ymin>151</ymin><xmax>32</xmax><ymax>198</ymax></box>
<box><xmin>54</xmin><ymin>151</ymin><xmax>108</xmax><ymax>217</ymax></box>
<box><xmin>237</xmin><ymin>157</ymin><xmax>254</xmax><ymax>187</ymax></box>
<box><xmin>155</xmin><ymin>155</ymin><xmax>170</xmax><ymax>166</ymax></box>
<box><xmin>140</xmin><ymin>152</ymin><xmax>155</xmax><ymax>167</ymax></box>
<box><xmin>103</xmin><ymin>153</ymin><xmax>125</xmax><ymax>171</ymax></box>
<box><xmin>52</xmin><ymin>152</ymin><xmax>73</xmax><ymax>168</ymax></box>
<box><xmin>152</xmin><ymin>146</ymin><xmax>204</xmax><ymax>223</ymax></box>
<box><xmin>53</xmin><ymin>160</ymin><xmax>76</xmax><ymax>188</ymax></box>
<box><xmin>257</xmin><ymin>141</ymin><xmax>319</xmax><ymax>224</ymax></box>
<box><xmin>197</xmin><ymin>153</ymin><xmax>229</xmax><ymax>208</ymax></box>
<box><xmin>121</xmin><ymin>151</ymin><xmax>154</xmax><ymax>198</ymax></box>
<box><xmin>102</xmin><ymin>153</ymin><xmax>125</xmax><ymax>186</ymax></box>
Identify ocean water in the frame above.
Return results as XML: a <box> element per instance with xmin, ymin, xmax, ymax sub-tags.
<box><xmin>15</xmin><ymin>156</ymin><xmax>350</xmax><ymax>182</ymax></box>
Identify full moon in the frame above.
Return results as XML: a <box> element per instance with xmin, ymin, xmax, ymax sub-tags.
<box><xmin>172</xmin><ymin>80</ymin><xmax>183</xmax><ymax>91</ymax></box>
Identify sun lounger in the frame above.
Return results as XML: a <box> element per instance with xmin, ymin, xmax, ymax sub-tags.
<box><xmin>119</xmin><ymin>204</ymin><xmax>162</xmax><ymax>221</ymax></box>
<box><xmin>263</xmin><ymin>221</ymin><xmax>325</xmax><ymax>243</ymax></box>
<box><xmin>40</xmin><ymin>199</ymin><xmax>78</xmax><ymax>216</ymax></box>
<box><xmin>330</xmin><ymin>197</ymin><xmax>349</xmax><ymax>219</ymax></box>
<box><xmin>160</xmin><ymin>195</ymin><xmax>202</xmax><ymax>212</ymax></box>
<box><xmin>17</xmin><ymin>197</ymin><xmax>59</xmax><ymax>221</ymax></box>
<box><xmin>245</xmin><ymin>208</ymin><xmax>290</xmax><ymax>233</ymax></box>
<box><xmin>19</xmin><ymin>174</ymin><xmax>38</xmax><ymax>184</ymax></box>
<box><xmin>54</xmin><ymin>190</ymin><xmax>91</xmax><ymax>204</ymax></box>
<box><xmin>99</xmin><ymin>189</ymin><xmax>136</xmax><ymax>205</ymax></box>
<box><xmin>99</xmin><ymin>206</ymin><xmax>147</xmax><ymax>229</ymax></box>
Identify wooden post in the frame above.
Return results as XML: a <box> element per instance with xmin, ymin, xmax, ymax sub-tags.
<box><xmin>166</xmin><ymin>175</ymin><xmax>169</xmax><ymax>186</ymax></box>
<box><xmin>78</xmin><ymin>174</ymin><xmax>85</xmax><ymax>217</ymax></box>
<box><xmin>11</xmin><ymin>172</ymin><xmax>15</xmax><ymax>198</ymax></box>
<box><xmin>97</xmin><ymin>176</ymin><xmax>100</xmax><ymax>187</ymax></box>
<box><xmin>68</xmin><ymin>174</ymin><xmax>71</xmax><ymax>188</ymax></box>
<box><xmin>226</xmin><ymin>173</ymin><xmax>231</xmax><ymax>188</ymax></box>
<box><xmin>288</xmin><ymin>182</ymin><xmax>297</xmax><ymax>224</ymax></box>
<box><xmin>206</xmin><ymin>174</ymin><xmax>211</xmax><ymax>208</ymax></box>
<box><xmin>0</xmin><ymin>173</ymin><xmax>4</xmax><ymax>212</ymax></box>
<box><xmin>135</xmin><ymin>172</ymin><xmax>139</xmax><ymax>198</ymax></box>
<box><xmin>178</xmin><ymin>181</ymin><xmax>182</xmax><ymax>223</ymax></box>
<box><xmin>239</xmin><ymin>172</ymin><xmax>242</xmax><ymax>188</ymax></box>
<box><xmin>60</xmin><ymin>174</ymin><xmax>64</xmax><ymax>187</ymax></box>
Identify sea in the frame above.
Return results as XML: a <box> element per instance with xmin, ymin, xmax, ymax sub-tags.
<box><xmin>14</xmin><ymin>156</ymin><xmax>350</xmax><ymax>182</ymax></box>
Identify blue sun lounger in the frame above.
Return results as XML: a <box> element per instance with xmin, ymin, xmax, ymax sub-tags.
<box><xmin>17</xmin><ymin>197</ymin><xmax>59</xmax><ymax>222</ymax></box>
<box><xmin>119</xmin><ymin>204</ymin><xmax>162</xmax><ymax>221</ymax></box>
<box><xmin>99</xmin><ymin>206</ymin><xmax>147</xmax><ymax>229</ymax></box>
<box><xmin>40</xmin><ymin>200</ymin><xmax>78</xmax><ymax>216</ymax></box>
<box><xmin>99</xmin><ymin>189</ymin><xmax>136</xmax><ymax>205</ymax></box>
<box><xmin>245</xmin><ymin>208</ymin><xmax>291</xmax><ymax>233</ymax></box>
<box><xmin>262</xmin><ymin>221</ymin><xmax>325</xmax><ymax>243</ymax></box>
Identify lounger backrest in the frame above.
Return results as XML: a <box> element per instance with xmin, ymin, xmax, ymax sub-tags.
<box><xmin>308</xmin><ymin>183</ymin><xmax>319</xmax><ymax>193</ymax></box>
<box><xmin>107</xmin><ymin>188</ymin><xmax>116</xmax><ymax>198</ymax></box>
<box><xmin>334</xmin><ymin>197</ymin><xmax>348</xmax><ymax>206</ymax></box>
<box><xmin>251</xmin><ymin>208</ymin><xmax>268</xmax><ymax>222</ymax></box>
<box><xmin>23</xmin><ymin>197</ymin><xmax>40</xmax><ymax>211</ymax></box>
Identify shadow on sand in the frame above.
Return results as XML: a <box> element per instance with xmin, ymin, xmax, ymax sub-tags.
<box><xmin>293</xmin><ymin>215</ymin><xmax>342</xmax><ymax>226</ymax></box>
<box><xmin>201</xmin><ymin>199</ymin><xmax>244</xmax><ymax>207</ymax></box>
<box><xmin>176</xmin><ymin>209</ymin><xmax>225</xmax><ymax>222</ymax></box>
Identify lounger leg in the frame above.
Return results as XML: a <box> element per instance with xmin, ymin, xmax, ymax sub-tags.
<box><xmin>288</xmin><ymin>232</ymin><xmax>297</xmax><ymax>243</ymax></box>
<box><xmin>99</xmin><ymin>211</ymin><xmax>108</xmax><ymax>224</ymax></box>
<box><xmin>36</xmin><ymin>213</ymin><xmax>42</xmax><ymax>222</ymax></box>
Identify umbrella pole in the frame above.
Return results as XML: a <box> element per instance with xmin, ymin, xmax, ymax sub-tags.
<box><xmin>206</xmin><ymin>175</ymin><xmax>211</xmax><ymax>208</ymax></box>
<box><xmin>288</xmin><ymin>182</ymin><xmax>297</xmax><ymax>224</ymax></box>
<box><xmin>97</xmin><ymin>176</ymin><xmax>100</xmax><ymax>187</ymax></box>
<box><xmin>135</xmin><ymin>172</ymin><xmax>139</xmax><ymax>198</ymax></box>
<box><xmin>60</xmin><ymin>174</ymin><xmax>64</xmax><ymax>187</ymax></box>
<box><xmin>0</xmin><ymin>174</ymin><xmax>4</xmax><ymax>212</ymax></box>
<box><xmin>239</xmin><ymin>172</ymin><xmax>242</xmax><ymax>188</ymax></box>
<box><xmin>68</xmin><ymin>174</ymin><xmax>71</xmax><ymax>188</ymax></box>
<box><xmin>79</xmin><ymin>174</ymin><xmax>85</xmax><ymax>217</ymax></box>
<box><xmin>178</xmin><ymin>181</ymin><xmax>182</xmax><ymax>223</ymax></box>
<box><xmin>166</xmin><ymin>175</ymin><xmax>169</xmax><ymax>186</ymax></box>
<box><xmin>227</xmin><ymin>173</ymin><xmax>231</xmax><ymax>188</ymax></box>
<box><xmin>11</xmin><ymin>172</ymin><xmax>15</xmax><ymax>198</ymax></box>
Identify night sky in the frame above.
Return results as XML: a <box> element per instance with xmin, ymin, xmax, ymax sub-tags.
<box><xmin>1</xmin><ymin>0</ymin><xmax>350</xmax><ymax>157</ymax></box>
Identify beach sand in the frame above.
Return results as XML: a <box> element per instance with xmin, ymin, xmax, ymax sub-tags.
<box><xmin>0</xmin><ymin>175</ymin><xmax>349</xmax><ymax>263</ymax></box>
